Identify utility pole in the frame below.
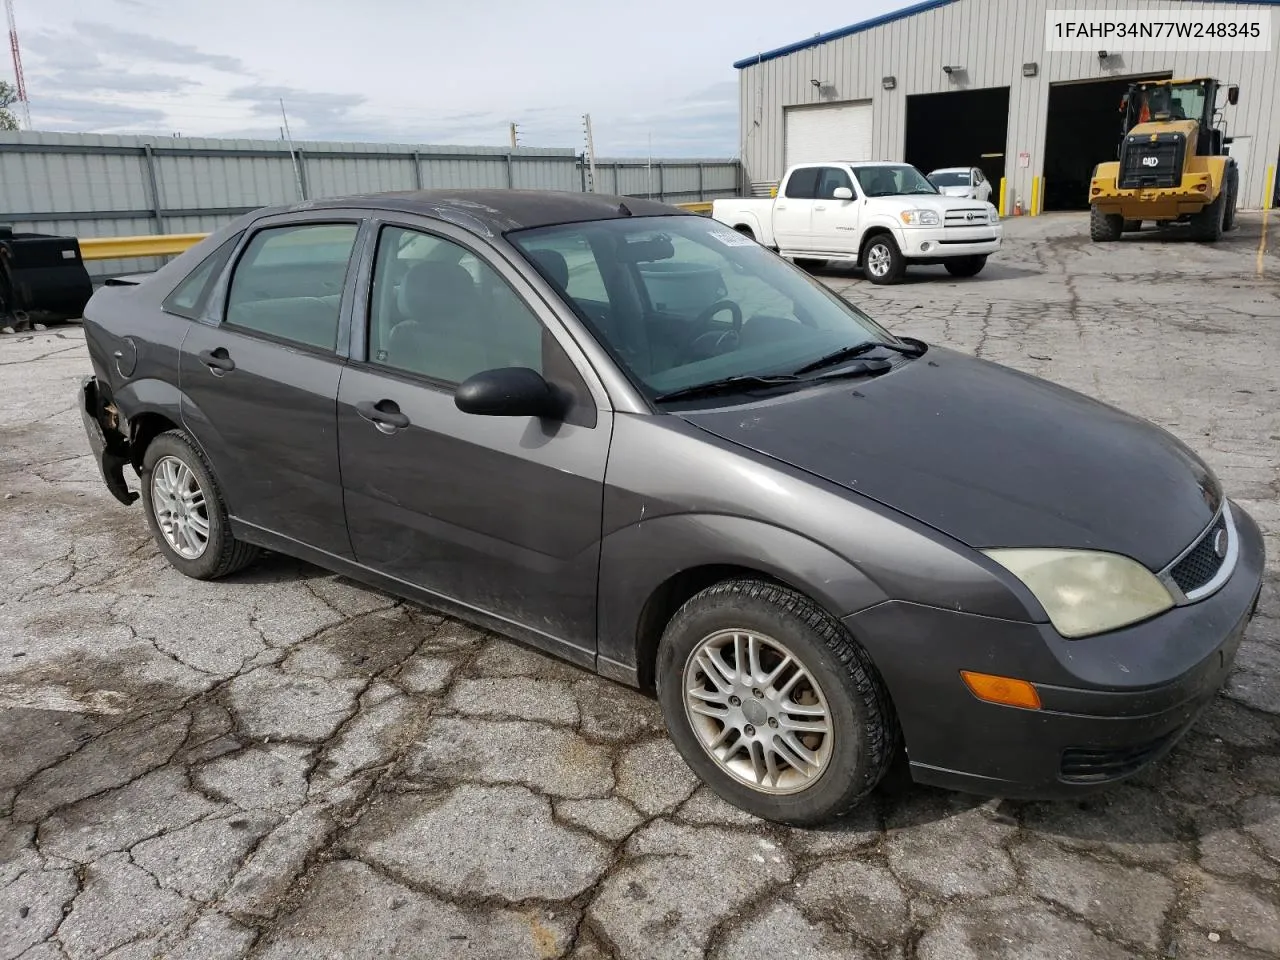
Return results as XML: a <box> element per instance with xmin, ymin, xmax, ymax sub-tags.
<box><xmin>509</xmin><ymin>122</ymin><xmax>519</xmax><ymax>150</ymax></box>
<box><xmin>582</xmin><ymin>113</ymin><xmax>598</xmax><ymax>194</ymax></box>
<box><xmin>647</xmin><ymin>131</ymin><xmax>653</xmax><ymax>199</ymax></box>
<box><xmin>279</xmin><ymin>98</ymin><xmax>305</xmax><ymax>201</ymax></box>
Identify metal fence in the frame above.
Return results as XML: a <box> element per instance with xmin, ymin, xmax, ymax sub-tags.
<box><xmin>0</xmin><ymin>132</ymin><xmax>742</xmax><ymax>276</ymax></box>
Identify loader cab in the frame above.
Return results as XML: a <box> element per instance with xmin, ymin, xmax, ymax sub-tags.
<box><xmin>1120</xmin><ymin>78</ymin><xmax>1238</xmax><ymax>155</ymax></box>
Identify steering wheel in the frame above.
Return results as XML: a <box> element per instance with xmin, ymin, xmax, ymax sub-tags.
<box><xmin>694</xmin><ymin>299</ymin><xmax>743</xmax><ymax>333</ymax></box>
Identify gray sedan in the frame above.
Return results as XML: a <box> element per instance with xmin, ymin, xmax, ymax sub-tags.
<box><xmin>77</xmin><ymin>190</ymin><xmax>1265</xmax><ymax>826</ymax></box>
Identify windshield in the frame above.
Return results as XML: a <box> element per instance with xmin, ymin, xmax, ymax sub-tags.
<box><xmin>508</xmin><ymin>215</ymin><xmax>899</xmax><ymax>401</ymax></box>
<box><xmin>1136</xmin><ymin>82</ymin><xmax>1208</xmax><ymax>124</ymax></box>
<box><xmin>928</xmin><ymin>170</ymin><xmax>970</xmax><ymax>187</ymax></box>
<box><xmin>853</xmin><ymin>164</ymin><xmax>939</xmax><ymax>197</ymax></box>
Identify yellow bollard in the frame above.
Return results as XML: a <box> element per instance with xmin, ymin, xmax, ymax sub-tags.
<box><xmin>998</xmin><ymin>178</ymin><xmax>1007</xmax><ymax>217</ymax></box>
<box><xmin>1030</xmin><ymin>177</ymin><xmax>1041</xmax><ymax>216</ymax></box>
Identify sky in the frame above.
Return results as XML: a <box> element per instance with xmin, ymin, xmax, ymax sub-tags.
<box><xmin>10</xmin><ymin>0</ymin><xmax>905</xmax><ymax>157</ymax></box>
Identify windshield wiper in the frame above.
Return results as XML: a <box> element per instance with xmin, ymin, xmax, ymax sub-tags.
<box><xmin>790</xmin><ymin>338</ymin><xmax>925</xmax><ymax>376</ymax></box>
<box><xmin>653</xmin><ymin>374</ymin><xmax>804</xmax><ymax>403</ymax></box>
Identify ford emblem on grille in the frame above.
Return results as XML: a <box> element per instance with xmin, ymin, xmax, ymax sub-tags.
<box><xmin>1213</xmin><ymin>528</ymin><xmax>1228</xmax><ymax>559</ymax></box>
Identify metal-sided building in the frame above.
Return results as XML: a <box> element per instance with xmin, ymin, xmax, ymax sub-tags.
<box><xmin>735</xmin><ymin>0</ymin><xmax>1280</xmax><ymax>213</ymax></box>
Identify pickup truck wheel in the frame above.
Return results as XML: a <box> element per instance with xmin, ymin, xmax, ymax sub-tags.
<box><xmin>140</xmin><ymin>430</ymin><xmax>259</xmax><ymax>580</ymax></box>
<box><xmin>655</xmin><ymin>579</ymin><xmax>900</xmax><ymax>827</ymax></box>
<box><xmin>1089</xmin><ymin>205</ymin><xmax>1123</xmax><ymax>242</ymax></box>
<box><xmin>944</xmin><ymin>255</ymin><xmax>987</xmax><ymax>278</ymax></box>
<box><xmin>861</xmin><ymin>235</ymin><xmax>904</xmax><ymax>285</ymax></box>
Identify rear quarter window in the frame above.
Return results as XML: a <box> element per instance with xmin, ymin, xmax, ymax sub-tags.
<box><xmin>161</xmin><ymin>232</ymin><xmax>243</xmax><ymax>319</ymax></box>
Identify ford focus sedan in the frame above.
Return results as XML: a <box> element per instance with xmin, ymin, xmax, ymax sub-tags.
<box><xmin>77</xmin><ymin>189</ymin><xmax>1264</xmax><ymax>826</ymax></box>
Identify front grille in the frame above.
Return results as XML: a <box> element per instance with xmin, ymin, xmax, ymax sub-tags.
<box><xmin>1060</xmin><ymin>731</ymin><xmax>1179</xmax><ymax>783</ymax></box>
<box><xmin>1170</xmin><ymin>511</ymin><xmax>1229</xmax><ymax>594</ymax></box>
<box><xmin>1118</xmin><ymin>132</ymin><xmax>1186</xmax><ymax>189</ymax></box>
<box><xmin>944</xmin><ymin>208</ymin><xmax>989</xmax><ymax>227</ymax></box>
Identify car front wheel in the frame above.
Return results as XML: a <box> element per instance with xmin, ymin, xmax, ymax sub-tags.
<box><xmin>655</xmin><ymin>579</ymin><xmax>900</xmax><ymax>826</ymax></box>
<box><xmin>140</xmin><ymin>430</ymin><xmax>259</xmax><ymax>580</ymax></box>
<box><xmin>862</xmin><ymin>234</ymin><xmax>904</xmax><ymax>285</ymax></box>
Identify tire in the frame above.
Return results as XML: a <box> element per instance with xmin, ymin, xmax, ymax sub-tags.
<box><xmin>1122</xmin><ymin>219</ymin><xmax>1142</xmax><ymax>232</ymax></box>
<box><xmin>655</xmin><ymin>579</ymin><xmax>900</xmax><ymax>827</ymax></box>
<box><xmin>1089</xmin><ymin>205</ymin><xmax>1123</xmax><ymax>242</ymax></box>
<box><xmin>140</xmin><ymin>430</ymin><xmax>259</xmax><ymax>580</ymax></box>
<box><xmin>1193</xmin><ymin>190</ymin><xmax>1226</xmax><ymax>242</ymax></box>
<box><xmin>861</xmin><ymin>233</ymin><xmax>905</xmax><ymax>285</ymax></box>
<box><xmin>1222</xmin><ymin>177</ymin><xmax>1237</xmax><ymax>232</ymax></box>
<box><xmin>944</xmin><ymin>255</ymin><xmax>987</xmax><ymax>278</ymax></box>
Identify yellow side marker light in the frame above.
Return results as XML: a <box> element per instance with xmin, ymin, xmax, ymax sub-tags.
<box><xmin>960</xmin><ymin>671</ymin><xmax>1042</xmax><ymax>710</ymax></box>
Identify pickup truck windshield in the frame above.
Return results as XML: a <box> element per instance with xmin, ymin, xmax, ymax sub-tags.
<box><xmin>509</xmin><ymin>215</ymin><xmax>901</xmax><ymax>402</ymax></box>
<box><xmin>854</xmin><ymin>165</ymin><xmax>939</xmax><ymax>197</ymax></box>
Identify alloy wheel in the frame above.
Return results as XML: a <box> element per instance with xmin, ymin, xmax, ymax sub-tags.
<box><xmin>866</xmin><ymin>243</ymin><xmax>891</xmax><ymax>278</ymax></box>
<box><xmin>150</xmin><ymin>455</ymin><xmax>210</xmax><ymax>559</ymax></box>
<box><xmin>682</xmin><ymin>629</ymin><xmax>834</xmax><ymax>794</ymax></box>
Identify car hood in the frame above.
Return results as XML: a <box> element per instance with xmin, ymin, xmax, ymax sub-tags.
<box><xmin>677</xmin><ymin>347</ymin><xmax>1220</xmax><ymax>570</ymax></box>
<box><xmin>937</xmin><ymin>185</ymin><xmax>975</xmax><ymax>197</ymax></box>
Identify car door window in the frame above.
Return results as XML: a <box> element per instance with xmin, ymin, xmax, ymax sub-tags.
<box><xmin>223</xmin><ymin>223</ymin><xmax>359</xmax><ymax>350</ymax></box>
<box><xmin>163</xmin><ymin>232</ymin><xmax>243</xmax><ymax>319</ymax></box>
<box><xmin>815</xmin><ymin>167</ymin><xmax>853</xmax><ymax>199</ymax></box>
<box><xmin>783</xmin><ymin>168</ymin><xmax>819</xmax><ymax>199</ymax></box>
<box><xmin>367</xmin><ymin>225</ymin><xmax>544</xmax><ymax>385</ymax></box>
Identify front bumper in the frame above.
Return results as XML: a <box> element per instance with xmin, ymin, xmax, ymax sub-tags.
<box><xmin>79</xmin><ymin>375</ymin><xmax>138</xmax><ymax>505</ymax></box>
<box><xmin>899</xmin><ymin>226</ymin><xmax>1002</xmax><ymax>260</ymax></box>
<box><xmin>846</xmin><ymin>499</ymin><xmax>1266</xmax><ymax>799</ymax></box>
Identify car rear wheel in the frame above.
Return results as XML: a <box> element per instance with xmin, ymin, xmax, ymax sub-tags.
<box><xmin>140</xmin><ymin>430</ymin><xmax>259</xmax><ymax>580</ymax></box>
<box><xmin>861</xmin><ymin>234</ymin><xmax>904</xmax><ymax>285</ymax></box>
<box><xmin>944</xmin><ymin>255</ymin><xmax>987</xmax><ymax>278</ymax></box>
<box><xmin>1090</xmin><ymin>205</ymin><xmax>1123</xmax><ymax>242</ymax></box>
<box><xmin>655</xmin><ymin>579</ymin><xmax>900</xmax><ymax>826</ymax></box>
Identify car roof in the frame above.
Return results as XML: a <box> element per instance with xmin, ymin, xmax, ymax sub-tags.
<box><xmin>929</xmin><ymin>166</ymin><xmax>971</xmax><ymax>173</ymax></box>
<box><xmin>257</xmin><ymin>189</ymin><xmax>692</xmax><ymax>236</ymax></box>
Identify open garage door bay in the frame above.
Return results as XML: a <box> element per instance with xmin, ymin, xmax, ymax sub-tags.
<box><xmin>784</xmin><ymin>101</ymin><xmax>874</xmax><ymax>167</ymax></box>
<box><xmin>1043</xmin><ymin>73</ymin><xmax>1171</xmax><ymax>211</ymax></box>
<box><xmin>905</xmin><ymin>87</ymin><xmax>1011</xmax><ymax>201</ymax></box>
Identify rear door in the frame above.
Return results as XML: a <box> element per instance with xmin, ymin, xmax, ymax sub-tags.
<box><xmin>179</xmin><ymin>212</ymin><xmax>367</xmax><ymax>558</ymax></box>
<box><xmin>773</xmin><ymin>166</ymin><xmax>820</xmax><ymax>251</ymax></box>
<box><xmin>336</xmin><ymin>216</ymin><xmax>613</xmax><ymax>662</ymax></box>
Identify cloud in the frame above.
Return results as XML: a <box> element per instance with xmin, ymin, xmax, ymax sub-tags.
<box><xmin>37</xmin><ymin>62</ymin><xmax>195</xmax><ymax>96</ymax></box>
<box><xmin>69</xmin><ymin>21</ymin><xmax>244</xmax><ymax>71</ymax></box>
<box><xmin>30</xmin><ymin>96</ymin><xmax>168</xmax><ymax>132</ymax></box>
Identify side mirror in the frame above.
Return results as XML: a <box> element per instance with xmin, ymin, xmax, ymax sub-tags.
<box><xmin>832</xmin><ymin>186</ymin><xmax>854</xmax><ymax>200</ymax></box>
<box><xmin>1228</xmin><ymin>85</ymin><xmax>1239</xmax><ymax>105</ymax></box>
<box><xmin>454</xmin><ymin>367</ymin><xmax>564</xmax><ymax>419</ymax></box>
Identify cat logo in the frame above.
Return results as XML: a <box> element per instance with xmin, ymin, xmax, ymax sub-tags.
<box><xmin>1142</xmin><ymin>156</ymin><xmax>1160</xmax><ymax>167</ymax></box>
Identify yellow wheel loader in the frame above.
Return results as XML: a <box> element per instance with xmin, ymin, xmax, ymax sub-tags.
<box><xmin>1088</xmin><ymin>78</ymin><xmax>1240</xmax><ymax>242</ymax></box>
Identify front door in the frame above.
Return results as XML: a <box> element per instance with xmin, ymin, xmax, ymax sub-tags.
<box><xmin>336</xmin><ymin>219</ymin><xmax>612</xmax><ymax>662</ymax></box>
<box><xmin>179</xmin><ymin>217</ymin><xmax>364</xmax><ymax>558</ymax></box>
<box><xmin>811</xmin><ymin>166</ymin><xmax>862</xmax><ymax>250</ymax></box>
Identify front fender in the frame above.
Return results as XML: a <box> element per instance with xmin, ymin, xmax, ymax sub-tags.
<box><xmin>859</xmin><ymin>217</ymin><xmax>907</xmax><ymax>252</ymax></box>
<box><xmin>596</xmin><ymin>513</ymin><xmax>890</xmax><ymax>683</ymax></box>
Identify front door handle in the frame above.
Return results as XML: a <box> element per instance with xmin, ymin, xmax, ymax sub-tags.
<box><xmin>814</xmin><ymin>205</ymin><xmax>827</xmax><ymax>211</ymax></box>
<box><xmin>198</xmin><ymin>347</ymin><xmax>235</xmax><ymax>375</ymax></box>
<box><xmin>356</xmin><ymin>399</ymin><xmax>411</xmax><ymax>433</ymax></box>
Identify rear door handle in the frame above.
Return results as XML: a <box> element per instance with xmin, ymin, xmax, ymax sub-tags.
<box><xmin>356</xmin><ymin>399</ymin><xmax>411</xmax><ymax>433</ymax></box>
<box><xmin>198</xmin><ymin>347</ymin><xmax>235</xmax><ymax>375</ymax></box>
<box><xmin>814</xmin><ymin>205</ymin><xmax>827</xmax><ymax>211</ymax></box>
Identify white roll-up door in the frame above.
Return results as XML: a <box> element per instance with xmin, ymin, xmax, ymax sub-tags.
<box><xmin>784</xmin><ymin>100</ymin><xmax>874</xmax><ymax>167</ymax></box>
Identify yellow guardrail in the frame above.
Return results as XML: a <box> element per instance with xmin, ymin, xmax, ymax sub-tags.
<box><xmin>78</xmin><ymin>233</ymin><xmax>209</xmax><ymax>261</ymax></box>
<box><xmin>79</xmin><ymin>200</ymin><xmax>716</xmax><ymax>262</ymax></box>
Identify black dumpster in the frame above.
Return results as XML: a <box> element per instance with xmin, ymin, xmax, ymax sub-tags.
<box><xmin>1</xmin><ymin>225</ymin><xmax>95</xmax><ymax>323</ymax></box>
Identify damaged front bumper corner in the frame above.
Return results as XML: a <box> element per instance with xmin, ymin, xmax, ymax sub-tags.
<box><xmin>79</xmin><ymin>375</ymin><xmax>139</xmax><ymax>506</ymax></box>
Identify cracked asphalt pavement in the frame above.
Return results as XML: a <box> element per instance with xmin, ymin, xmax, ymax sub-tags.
<box><xmin>2</xmin><ymin>212</ymin><xmax>1278</xmax><ymax>959</ymax></box>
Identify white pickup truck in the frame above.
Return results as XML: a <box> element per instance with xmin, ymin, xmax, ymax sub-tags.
<box><xmin>710</xmin><ymin>161</ymin><xmax>1002</xmax><ymax>284</ymax></box>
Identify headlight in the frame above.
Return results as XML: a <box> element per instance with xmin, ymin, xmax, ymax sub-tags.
<box><xmin>982</xmin><ymin>548</ymin><xmax>1175</xmax><ymax>638</ymax></box>
<box><xmin>900</xmin><ymin>209</ymin><xmax>940</xmax><ymax>226</ymax></box>
<box><xmin>989</xmin><ymin>208</ymin><xmax>1000</xmax><ymax>223</ymax></box>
